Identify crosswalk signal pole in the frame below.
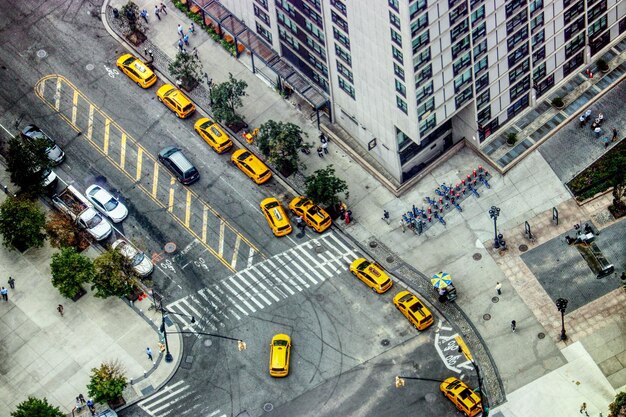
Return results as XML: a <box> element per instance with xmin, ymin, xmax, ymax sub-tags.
<box><xmin>160</xmin><ymin>299</ymin><xmax>174</xmax><ymax>363</ymax></box>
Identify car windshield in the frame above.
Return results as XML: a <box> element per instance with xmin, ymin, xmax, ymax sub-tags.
<box><xmin>123</xmin><ymin>57</ymin><xmax>135</xmax><ymax>65</ymax></box>
<box><xmin>356</xmin><ymin>260</ymin><xmax>371</xmax><ymax>271</ymax></box>
<box><xmin>182</xmin><ymin>104</ymin><xmax>193</xmax><ymax>112</ymax></box>
<box><xmin>273</xmin><ymin>340</ymin><xmax>288</xmax><ymax>347</ymax></box>
<box><xmin>200</xmin><ymin>121</ymin><xmax>212</xmax><ymax>129</ymax></box>
<box><xmin>29</xmin><ymin>130</ymin><xmax>54</xmax><ymax>147</ymax></box>
<box><xmin>132</xmin><ymin>252</ymin><xmax>145</xmax><ymax>266</ymax></box>
<box><xmin>237</xmin><ymin>151</ymin><xmax>251</xmax><ymax>161</ymax></box>
<box><xmin>103</xmin><ymin>197</ymin><xmax>118</xmax><ymax>211</ymax></box>
<box><xmin>265</xmin><ymin>201</ymin><xmax>279</xmax><ymax>209</ymax></box>
<box><xmin>86</xmin><ymin>213</ymin><xmax>103</xmax><ymax>228</ymax></box>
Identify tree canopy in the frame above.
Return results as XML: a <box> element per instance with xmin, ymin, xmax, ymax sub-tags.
<box><xmin>168</xmin><ymin>51</ymin><xmax>203</xmax><ymax>89</ymax></box>
<box><xmin>87</xmin><ymin>361</ymin><xmax>128</xmax><ymax>404</ymax></box>
<box><xmin>51</xmin><ymin>247</ymin><xmax>95</xmax><ymax>299</ymax></box>
<box><xmin>11</xmin><ymin>397</ymin><xmax>64</xmax><ymax>417</ymax></box>
<box><xmin>304</xmin><ymin>165</ymin><xmax>349</xmax><ymax>208</ymax></box>
<box><xmin>6</xmin><ymin>134</ymin><xmax>51</xmax><ymax>197</ymax></box>
<box><xmin>210</xmin><ymin>73</ymin><xmax>247</xmax><ymax>126</ymax></box>
<box><xmin>256</xmin><ymin>120</ymin><xmax>307</xmax><ymax>176</ymax></box>
<box><xmin>0</xmin><ymin>197</ymin><xmax>46</xmax><ymax>251</ymax></box>
<box><xmin>91</xmin><ymin>248</ymin><xmax>137</xmax><ymax>298</ymax></box>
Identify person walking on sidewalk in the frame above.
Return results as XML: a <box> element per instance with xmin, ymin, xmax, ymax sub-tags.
<box><xmin>86</xmin><ymin>399</ymin><xmax>95</xmax><ymax>415</ymax></box>
<box><xmin>146</xmin><ymin>347</ymin><xmax>153</xmax><ymax>361</ymax></box>
<box><xmin>189</xmin><ymin>23</ymin><xmax>195</xmax><ymax>35</ymax></box>
<box><xmin>579</xmin><ymin>402</ymin><xmax>589</xmax><ymax>416</ymax></box>
<box><xmin>382</xmin><ymin>210</ymin><xmax>390</xmax><ymax>224</ymax></box>
<box><xmin>178</xmin><ymin>39</ymin><xmax>184</xmax><ymax>52</ymax></box>
<box><xmin>183</xmin><ymin>33</ymin><xmax>190</xmax><ymax>46</ymax></box>
<box><xmin>1</xmin><ymin>287</ymin><xmax>7</xmax><ymax>301</ymax></box>
<box><xmin>399</xmin><ymin>218</ymin><xmax>406</xmax><ymax>233</ymax></box>
<box><xmin>140</xmin><ymin>8</ymin><xmax>148</xmax><ymax>23</ymax></box>
<box><xmin>495</xmin><ymin>282</ymin><xmax>502</xmax><ymax>295</ymax></box>
<box><xmin>177</xmin><ymin>24</ymin><xmax>184</xmax><ymax>38</ymax></box>
<box><xmin>7</xmin><ymin>277</ymin><xmax>14</xmax><ymax>289</ymax></box>
<box><xmin>612</xmin><ymin>128</ymin><xmax>619</xmax><ymax>142</ymax></box>
<box><xmin>78</xmin><ymin>393</ymin><xmax>85</xmax><ymax>404</ymax></box>
<box><xmin>321</xmin><ymin>140</ymin><xmax>328</xmax><ymax>154</ymax></box>
<box><xmin>57</xmin><ymin>304</ymin><xmax>64</xmax><ymax>316</ymax></box>
<box><xmin>160</xmin><ymin>2</ymin><xmax>167</xmax><ymax>14</ymax></box>
<box><xmin>317</xmin><ymin>146</ymin><xmax>324</xmax><ymax>158</ymax></box>
<box><xmin>511</xmin><ymin>320</ymin><xmax>516</xmax><ymax>333</ymax></box>
<box><xmin>154</xmin><ymin>5</ymin><xmax>161</xmax><ymax>20</ymax></box>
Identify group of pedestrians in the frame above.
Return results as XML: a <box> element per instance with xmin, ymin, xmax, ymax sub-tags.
<box><xmin>580</xmin><ymin>107</ymin><xmax>619</xmax><ymax>147</ymax></box>
<box><xmin>74</xmin><ymin>394</ymin><xmax>96</xmax><ymax>415</ymax></box>
<box><xmin>140</xmin><ymin>3</ymin><xmax>167</xmax><ymax>23</ymax></box>
<box><xmin>177</xmin><ymin>23</ymin><xmax>196</xmax><ymax>53</ymax></box>
<box><xmin>1</xmin><ymin>276</ymin><xmax>15</xmax><ymax>302</ymax></box>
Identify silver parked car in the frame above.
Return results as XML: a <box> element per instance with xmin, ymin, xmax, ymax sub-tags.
<box><xmin>112</xmin><ymin>239</ymin><xmax>154</xmax><ymax>277</ymax></box>
<box><xmin>86</xmin><ymin>185</ymin><xmax>128</xmax><ymax>223</ymax></box>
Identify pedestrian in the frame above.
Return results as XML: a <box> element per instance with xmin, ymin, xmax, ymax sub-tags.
<box><xmin>75</xmin><ymin>397</ymin><xmax>82</xmax><ymax>411</ymax></box>
<box><xmin>154</xmin><ymin>5</ymin><xmax>161</xmax><ymax>20</ymax></box>
<box><xmin>604</xmin><ymin>137</ymin><xmax>610</xmax><ymax>148</ymax></box>
<box><xmin>177</xmin><ymin>23</ymin><xmax>184</xmax><ymax>37</ymax></box>
<box><xmin>321</xmin><ymin>140</ymin><xmax>328</xmax><ymax>154</ymax></box>
<box><xmin>317</xmin><ymin>146</ymin><xmax>324</xmax><ymax>157</ymax></box>
<box><xmin>189</xmin><ymin>22</ymin><xmax>195</xmax><ymax>34</ymax></box>
<box><xmin>580</xmin><ymin>402</ymin><xmax>589</xmax><ymax>416</ymax></box>
<box><xmin>8</xmin><ymin>277</ymin><xmax>15</xmax><ymax>289</ymax></box>
<box><xmin>578</xmin><ymin>115</ymin><xmax>585</xmax><ymax>128</ymax></box>
<box><xmin>78</xmin><ymin>393</ymin><xmax>85</xmax><ymax>404</ymax></box>
<box><xmin>86</xmin><ymin>399</ymin><xmax>95</xmax><ymax>415</ymax></box>
<box><xmin>511</xmin><ymin>320</ymin><xmax>516</xmax><ymax>333</ymax></box>
<box><xmin>584</xmin><ymin>108</ymin><xmax>592</xmax><ymax>120</ymax></box>
<box><xmin>178</xmin><ymin>39</ymin><xmax>184</xmax><ymax>52</ymax></box>
<box><xmin>594</xmin><ymin>126</ymin><xmax>602</xmax><ymax>137</ymax></box>
<box><xmin>183</xmin><ymin>33</ymin><xmax>190</xmax><ymax>46</ymax></box>
<box><xmin>0</xmin><ymin>287</ymin><xmax>7</xmax><ymax>301</ymax></box>
<box><xmin>57</xmin><ymin>304</ymin><xmax>64</xmax><ymax>316</ymax></box>
<box><xmin>399</xmin><ymin>218</ymin><xmax>406</xmax><ymax>233</ymax></box>
<box><xmin>382</xmin><ymin>210</ymin><xmax>390</xmax><ymax>224</ymax></box>
<box><xmin>495</xmin><ymin>282</ymin><xmax>502</xmax><ymax>295</ymax></box>
<box><xmin>320</xmin><ymin>133</ymin><xmax>327</xmax><ymax>144</ymax></box>
<box><xmin>160</xmin><ymin>2</ymin><xmax>167</xmax><ymax>14</ymax></box>
<box><xmin>140</xmin><ymin>8</ymin><xmax>148</xmax><ymax>23</ymax></box>
<box><xmin>612</xmin><ymin>128</ymin><xmax>618</xmax><ymax>142</ymax></box>
<box><xmin>193</xmin><ymin>47</ymin><xmax>198</xmax><ymax>60</ymax></box>
<box><xmin>146</xmin><ymin>347</ymin><xmax>153</xmax><ymax>361</ymax></box>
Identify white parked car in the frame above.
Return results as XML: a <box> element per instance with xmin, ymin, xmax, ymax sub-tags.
<box><xmin>86</xmin><ymin>185</ymin><xmax>128</xmax><ymax>223</ymax></box>
<box><xmin>112</xmin><ymin>239</ymin><xmax>154</xmax><ymax>277</ymax></box>
<box><xmin>79</xmin><ymin>208</ymin><xmax>112</xmax><ymax>241</ymax></box>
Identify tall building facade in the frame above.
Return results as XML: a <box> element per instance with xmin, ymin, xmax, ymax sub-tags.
<box><xmin>217</xmin><ymin>0</ymin><xmax>626</xmax><ymax>185</ymax></box>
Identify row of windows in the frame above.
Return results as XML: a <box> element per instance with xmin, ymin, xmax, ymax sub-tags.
<box><xmin>308</xmin><ymin>53</ymin><xmax>328</xmax><ymax>76</ymax></box>
<box><xmin>530</xmin><ymin>0</ymin><xmax>543</xmax><ymax>15</ymax></box>
<box><xmin>477</xmin><ymin>89</ymin><xmax>490</xmax><ymax>109</ymax></box>
<box><xmin>304</xmin><ymin>0</ymin><xmax>321</xmax><ymax>11</ymax></box>
<box><xmin>451</xmin><ymin>18</ymin><xmax>469</xmax><ymax>43</ymax></box>
<box><xmin>255</xmin><ymin>0</ymin><xmax>268</xmax><ymax>10</ymax></box>
<box><xmin>563</xmin><ymin>50</ymin><xmax>584</xmax><ymax>76</ymax></box>
<box><xmin>533</xmin><ymin>62</ymin><xmax>546</xmax><ymax>82</ymax></box>
<box><xmin>588</xmin><ymin>1</ymin><xmax>607</xmax><ymax>22</ymax></box>
<box><xmin>411</xmin><ymin>14</ymin><xmax>428</xmax><ymax>37</ymax></box>
<box><xmin>454</xmin><ymin>68</ymin><xmax>472</xmax><ymax>93</ymax></box>
<box><xmin>507</xmin><ymin>10</ymin><xmax>527</xmax><ymax>35</ymax></box>
<box><xmin>391</xmin><ymin>28</ymin><xmax>402</xmax><ymax>47</ymax></box>
<box><xmin>254</xmin><ymin>5</ymin><xmax>270</xmax><ymax>25</ymax></box>
<box><xmin>564</xmin><ymin>0</ymin><xmax>584</xmax><ymax>25</ymax></box>
<box><xmin>532</xmin><ymin>45</ymin><xmax>545</xmax><ymax>64</ymax></box>
<box><xmin>396</xmin><ymin>79</ymin><xmax>406</xmax><ymax>97</ymax></box>
<box><xmin>415</xmin><ymin>63</ymin><xmax>432</xmax><ymax>85</ymax></box>
<box><xmin>452</xmin><ymin>35</ymin><xmax>470</xmax><ymax>59</ymax></box>
<box><xmin>505</xmin><ymin>0</ymin><xmax>525</xmax><ymax>18</ymax></box>
<box><xmin>565</xmin><ymin>32</ymin><xmax>586</xmax><ymax>59</ymax></box>
<box><xmin>397</xmin><ymin>96</ymin><xmax>408</xmax><ymax>113</ymax></box>
<box><xmin>409</xmin><ymin>0</ymin><xmax>427</xmax><ymax>20</ymax></box>
<box><xmin>331</xmin><ymin>11</ymin><xmax>349</xmax><ymax>33</ymax></box>
<box><xmin>531</xmin><ymin>12</ymin><xmax>544</xmax><ymax>31</ymax></box>
<box><xmin>338</xmin><ymin>77</ymin><xmax>355</xmax><ymax>99</ymax></box>
<box><xmin>277</xmin><ymin>11</ymin><xmax>297</xmax><ymax>33</ymax></box>
<box><xmin>508</xmin><ymin>94</ymin><xmax>529</xmax><ymax>119</ymax></box>
<box><xmin>508</xmin><ymin>43</ymin><xmax>529</xmax><ymax>67</ymax></box>
<box><xmin>390</xmin><ymin>11</ymin><xmax>401</xmax><ymax>29</ymax></box>
<box><xmin>507</xmin><ymin>26</ymin><xmax>528</xmax><ymax>51</ymax></box>
<box><xmin>306</xmin><ymin>36</ymin><xmax>326</xmax><ymax>60</ymax></box>
<box><xmin>392</xmin><ymin>45</ymin><xmax>403</xmax><ymax>63</ymax></box>
<box><xmin>474</xmin><ymin>39</ymin><xmax>487</xmax><ymax>58</ymax></box>
<box><xmin>256</xmin><ymin>22</ymin><xmax>272</xmax><ymax>43</ymax></box>
<box><xmin>565</xmin><ymin>15</ymin><xmax>585</xmax><ymax>41</ymax></box>
<box><xmin>417</xmin><ymin>97</ymin><xmax>434</xmax><ymax>120</ymax></box>
<box><xmin>510</xmin><ymin>58</ymin><xmax>530</xmax><ymax>84</ymax></box>
<box><xmin>474</xmin><ymin>56</ymin><xmax>488</xmax><ymax>75</ymax></box>
<box><xmin>456</xmin><ymin>86</ymin><xmax>473</xmax><ymax>109</ymax></box>
<box><xmin>337</xmin><ymin>61</ymin><xmax>353</xmax><ymax>82</ymax></box>
<box><xmin>415</xmin><ymin>80</ymin><xmax>433</xmax><ymax>103</ymax></box>
<box><xmin>536</xmin><ymin>74</ymin><xmax>554</xmax><ymax>97</ymax></box>
<box><xmin>333</xmin><ymin>27</ymin><xmax>348</xmax><ymax>49</ymax></box>
<box><xmin>302</xmin><ymin>3</ymin><xmax>323</xmax><ymax>26</ymax></box>
<box><xmin>306</xmin><ymin>20</ymin><xmax>325</xmax><ymax>43</ymax></box>
<box><xmin>475</xmin><ymin>72</ymin><xmax>489</xmax><ymax>92</ymax></box>
<box><xmin>510</xmin><ymin>76</ymin><xmax>530</xmax><ymax>101</ymax></box>
<box><xmin>450</xmin><ymin>3</ymin><xmax>468</xmax><ymax>26</ymax></box>
<box><xmin>394</xmin><ymin>62</ymin><xmax>405</xmax><ymax>80</ymax></box>
<box><xmin>336</xmin><ymin>44</ymin><xmax>352</xmax><ymax>66</ymax></box>
<box><xmin>471</xmin><ymin>5</ymin><xmax>485</xmax><ymax>27</ymax></box>
<box><xmin>413</xmin><ymin>47</ymin><xmax>431</xmax><ymax>71</ymax></box>
<box><xmin>453</xmin><ymin>52</ymin><xmax>471</xmax><ymax>76</ymax></box>
<box><xmin>589</xmin><ymin>15</ymin><xmax>607</xmax><ymax>39</ymax></box>
<box><xmin>330</xmin><ymin>0</ymin><xmax>346</xmax><ymax>16</ymax></box>
<box><xmin>419</xmin><ymin>113</ymin><xmax>436</xmax><ymax>135</ymax></box>
<box><xmin>412</xmin><ymin>30</ymin><xmax>430</xmax><ymax>54</ymax></box>
<box><xmin>473</xmin><ymin>21</ymin><xmax>486</xmax><ymax>42</ymax></box>
<box><xmin>532</xmin><ymin>29</ymin><xmax>545</xmax><ymax>50</ymax></box>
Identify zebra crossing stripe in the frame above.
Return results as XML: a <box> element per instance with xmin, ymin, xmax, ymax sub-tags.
<box><xmin>284</xmin><ymin>252</ymin><xmax>321</xmax><ymax>285</ymax></box>
<box><xmin>171</xmin><ymin>304</ymin><xmax>199</xmax><ymax>333</ymax></box>
<box><xmin>213</xmin><ymin>285</ymin><xmax>246</xmax><ymax>318</ymax></box>
<box><xmin>234</xmin><ymin>272</ymin><xmax>272</xmax><ymax>306</ymax></box>
<box><xmin>139</xmin><ymin>380</ymin><xmax>188</xmax><ymax>414</ymax></box>
<box><xmin>198</xmin><ymin>288</ymin><xmax>232</xmax><ymax>321</ymax></box>
<box><xmin>295</xmin><ymin>243</ymin><xmax>333</xmax><ymax>278</ymax></box>
<box><xmin>241</xmin><ymin>269</ymin><xmax>280</xmax><ymax>302</ymax></box>
<box><xmin>275</xmin><ymin>253</ymin><xmax>313</xmax><ymax>287</ymax></box>
<box><xmin>227</xmin><ymin>276</ymin><xmax>265</xmax><ymax>309</ymax></box>
<box><xmin>222</xmin><ymin>280</ymin><xmax>256</xmax><ymax>313</ymax></box>
<box><xmin>257</xmin><ymin>263</ymin><xmax>295</xmax><ymax>296</ymax></box>
<box><xmin>187</xmin><ymin>295</ymin><xmax>219</xmax><ymax>332</ymax></box>
<box><xmin>265</xmin><ymin>258</ymin><xmax>304</xmax><ymax>291</ymax></box>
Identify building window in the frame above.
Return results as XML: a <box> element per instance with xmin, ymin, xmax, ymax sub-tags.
<box><xmin>413</xmin><ymin>47</ymin><xmax>431</xmax><ymax>71</ymax></box>
<box><xmin>510</xmin><ymin>76</ymin><xmax>530</xmax><ymax>101</ymax></box>
<box><xmin>531</xmin><ymin>12</ymin><xmax>544</xmax><ymax>31</ymax></box>
<box><xmin>471</xmin><ymin>5</ymin><xmax>485</xmax><ymax>26</ymax></box>
<box><xmin>507</xmin><ymin>94</ymin><xmax>529</xmax><ymax>118</ymax></box>
<box><xmin>417</xmin><ymin>97</ymin><xmax>434</xmax><ymax>120</ymax></box>
<box><xmin>388</xmin><ymin>0</ymin><xmax>399</xmax><ymax>11</ymax></box>
<box><xmin>331</xmin><ymin>11</ymin><xmax>349</xmax><ymax>33</ymax></box>
<box><xmin>530</xmin><ymin>0</ymin><xmax>543</xmax><ymax>15</ymax></box>
<box><xmin>473</xmin><ymin>39</ymin><xmax>487</xmax><ymax>58</ymax></box>
<box><xmin>335</xmin><ymin>44</ymin><xmax>352</xmax><ymax>66</ymax></box>
<box><xmin>564</xmin><ymin>0</ymin><xmax>584</xmax><ymax>25</ymax></box>
<box><xmin>588</xmin><ymin>15</ymin><xmax>607</xmax><ymax>39</ymax></box>
<box><xmin>389</xmin><ymin>11</ymin><xmax>401</xmax><ymax>29</ymax></box>
<box><xmin>453</xmin><ymin>52</ymin><xmax>472</xmax><ymax>76</ymax></box>
<box><xmin>412</xmin><ymin>30</ymin><xmax>430</xmax><ymax>54</ymax></box>
<box><xmin>333</xmin><ymin>27</ymin><xmax>349</xmax><ymax>49</ymax></box>
<box><xmin>306</xmin><ymin>20</ymin><xmax>325</xmax><ymax>42</ymax></box>
<box><xmin>563</xmin><ymin>51</ymin><xmax>584</xmax><ymax>76</ymax></box>
<box><xmin>396</xmin><ymin>127</ymin><xmax>411</xmax><ymax>149</ymax></box>
<box><xmin>506</xmin><ymin>10</ymin><xmax>527</xmax><ymax>35</ymax></box>
<box><xmin>254</xmin><ymin>5</ymin><xmax>270</xmax><ymax>25</ymax></box>
<box><xmin>478</xmin><ymin>107</ymin><xmax>491</xmax><ymax>125</ymax></box>
<box><xmin>475</xmin><ymin>72</ymin><xmax>489</xmax><ymax>92</ymax></box>
<box><xmin>508</xmin><ymin>44</ymin><xmax>529</xmax><ymax>67</ymax></box>
<box><xmin>472</xmin><ymin>22</ymin><xmax>486</xmax><ymax>42</ymax></box>
<box><xmin>474</xmin><ymin>56</ymin><xmax>488</xmax><ymax>75</ymax></box>
<box><xmin>451</xmin><ymin>18</ymin><xmax>470</xmax><ymax>43</ymax></box>
<box><xmin>415</xmin><ymin>63</ymin><xmax>432</xmax><ymax>85</ymax></box>
<box><xmin>565</xmin><ymin>32</ymin><xmax>585</xmax><ymax>59</ymax></box>
<box><xmin>532</xmin><ymin>45</ymin><xmax>545</xmax><ymax>63</ymax></box>
<box><xmin>565</xmin><ymin>16</ymin><xmax>585</xmax><ymax>41</ymax></box>
<box><xmin>392</xmin><ymin>45</ymin><xmax>403</xmax><ymax>63</ymax></box>
<box><xmin>256</xmin><ymin>22</ymin><xmax>272</xmax><ymax>43</ymax></box>
<box><xmin>449</xmin><ymin>3</ymin><xmax>468</xmax><ymax>26</ymax></box>
<box><xmin>391</xmin><ymin>28</ymin><xmax>403</xmax><ymax>46</ymax></box>
<box><xmin>397</xmin><ymin>96</ymin><xmax>408</xmax><ymax>113</ymax></box>
<box><xmin>449</xmin><ymin>0</ymin><xmax>463</xmax><ymax>7</ymax></box>
<box><xmin>409</xmin><ymin>0</ymin><xmax>427</xmax><ymax>20</ymax></box>
<box><xmin>588</xmin><ymin>0</ymin><xmax>607</xmax><ymax>23</ymax></box>
<box><xmin>507</xmin><ymin>26</ymin><xmax>528</xmax><ymax>51</ymax></box>
<box><xmin>306</xmin><ymin>37</ymin><xmax>326</xmax><ymax>59</ymax></box>
<box><xmin>536</xmin><ymin>74</ymin><xmax>554</xmax><ymax>97</ymax></box>
<box><xmin>394</xmin><ymin>62</ymin><xmax>405</xmax><ymax>80</ymax></box>
<box><xmin>302</xmin><ymin>3</ymin><xmax>323</xmax><ymax>25</ymax></box>
<box><xmin>533</xmin><ymin>62</ymin><xmax>546</xmax><ymax>82</ymax></box>
<box><xmin>255</xmin><ymin>0</ymin><xmax>268</xmax><ymax>9</ymax></box>
<box><xmin>395</xmin><ymin>79</ymin><xmax>406</xmax><ymax>97</ymax></box>
<box><xmin>532</xmin><ymin>29</ymin><xmax>545</xmax><ymax>50</ymax></box>
<box><xmin>456</xmin><ymin>86</ymin><xmax>473</xmax><ymax>108</ymax></box>
<box><xmin>338</xmin><ymin>77</ymin><xmax>355</xmax><ymax>99</ymax></box>
<box><xmin>509</xmin><ymin>58</ymin><xmax>530</xmax><ymax>84</ymax></box>
<box><xmin>305</xmin><ymin>0</ymin><xmax>321</xmax><ymax>10</ymax></box>
<box><xmin>419</xmin><ymin>113</ymin><xmax>437</xmax><ymax>135</ymax></box>
<box><xmin>454</xmin><ymin>68</ymin><xmax>472</xmax><ymax>93</ymax></box>
<box><xmin>331</xmin><ymin>0</ymin><xmax>347</xmax><ymax>15</ymax></box>
<box><xmin>416</xmin><ymin>80</ymin><xmax>434</xmax><ymax>102</ymax></box>
<box><xmin>411</xmin><ymin>14</ymin><xmax>429</xmax><ymax>37</ymax></box>
<box><xmin>477</xmin><ymin>89</ymin><xmax>490</xmax><ymax>109</ymax></box>
<box><xmin>279</xmin><ymin>27</ymin><xmax>300</xmax><ymax>50</ymax></box>
<box><xmin>337</xmin><ymin>61</ymin><xmax>353</xmax><ymax>82</ymax></box>
<box><xmin>505</xmin><ymin>0</ymin><xmax>525</xmax><ymax>18</ymax></box>
<box><xmin>452</xmin><ymin>35</ymin><xmax>471</xmax><ymax>59</ymax></box>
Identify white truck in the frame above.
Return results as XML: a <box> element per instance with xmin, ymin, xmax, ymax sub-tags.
<box><xmin>52</xmin><ymin>185</ymin><xmax>112</xmax><ymax>241</ymax></box>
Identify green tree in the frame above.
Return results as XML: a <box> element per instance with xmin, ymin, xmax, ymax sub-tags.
<box><xmin>256</xmin><ymin>120</ymin><xmax>308</xmax><ymax>176</ymax></box>
<box><xmin>210</xmin><ymin>73</ymin><xmax>247</xmax><ymax>126</ymax></box>
<box><xmin>168</xmin><ymin>51</ymin><xmax>204</xmax><ymax>90</ymax></box>
<box><xmin>609</xmin><ymin>391</ymin><xmax>626</xmax><ymax>417</ymax></box>
<box><xmin>6</xmin><ymin>134</ymin><xmax>51</xmax><ymax>197</ymax></box>
<box><xmin>120</xmin><ymin>1</ymin><xmax>146</xmax><ymax>36</ymax></box>
<box><xmin>91</xmin><ymin>248</ymin><xmax>137</xmax><ymax>298</ymax></box>
<box><xmin>11</xmin><ymin>396</ymin><xmax>64</xmax><ymax>417</ymax></box>
<box><xmin>304</xmin><ymin>165</ymin><xmax>349</xmax><ymax>208</ymax></box>
<box><xmin>0</xmin><ymin>197</ymin><xmax>46</xmax><ymax>251</ymax></box>
<box><xmin>51</xmin><ymin>247</ymin><xmax>94</xmax><ymax>299</ymax></box>
<box><xmin>87</xmin><ymin>361</ymin><xmax>128</xmax><ymax>405</ymax></box>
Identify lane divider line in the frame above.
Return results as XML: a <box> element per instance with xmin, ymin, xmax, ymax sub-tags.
<box><xmin>184</xmin><ymin>189</ymin><xmax>191</xmax><ymax>227</ymax></box>
<box><xmin>231</xmin><ymin>236</ymin><xmax>240</xmax><ymax>269</ymax></box>
<box><xmin>201</xmin><ymin>205</ymin><xmax>208</xmax><ymax>243</ymax></box>
<box><xmin>87</xmin><ymin>104</ymin><xmax>94</xmax><ymax>140</ymax></box>
<box><xmin>168</xmin><ymin>177</ymin><xmax>175</xmax><ymax>213</ymax></box>
<box><xmin>103</xmin><ymin>118</ymin><xmax>110</xmax><ymax>154</ymax></box>
<box><xmin>54</xmin><ymin>78</ymin><xmax>61</xmax><ymax>111</ymax></box>
<box><xmin>71</xmin><ymin>90</ymin><xmax>78</xmax><ymax>126</ymax></box>
<box><xmin>152</xmin><ymin>162</ymin><xmax>159</xmax><ymax>198</ymax></box>
<box><xmin>218</xmin><ymin>220</ymin><xmax>225</xmax><ymax>257</ymax></box>
<box><xmin>120</xmin><ymin>132</ymin><xmax>126</xmax><ymax>169</ymax></box>
<box><xmin>136</xmin><ymin>147</ymin><xmax>143</xmax><ymax>181</ymax></box>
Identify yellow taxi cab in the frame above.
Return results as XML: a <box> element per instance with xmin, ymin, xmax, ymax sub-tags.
<box><xmin>194</xmin><ymin>118</ymin><xmax>233</xmax><ymax>154</ymax></box>
<box><xmin>116</xmin><ymin>54</ymin><xmax>157</xmax><ymax>88</ymax></box>
<box><xmin>440</xmin><ymin>377</ymin><xmax>483</xmax><ymax>417</ymax></box>
<box><xmin>393</xmin><ymin>290</ymin><xmax>434</xmax><ymax>330</ymax></box>
<box><xmin>260</xmin><ymin>198</ymin><xmax>292</xmax><ymax>237</ymax></box>
<box><xmin>156</xmin><ymin>84</ymin><xmax>196</xmax><ymax>118</ymax></box>
<box><xmin>269</xmin><ymin>334</ymin><xmax>291</xmax><ymax>377</ymax></box>
<box><xmin>288</xmin><ymin>196</ymin><xmax>332</xmax><ymax>233</ymax></box>
<box><xmin>349</xmin><ymin>258</ymin><xmax>393</xmax><ymax>293</ymax></box>
<box><xmin>231</xmin><ymin>149</ymin><xmax>272</xmax><ymax>184</ymax></box>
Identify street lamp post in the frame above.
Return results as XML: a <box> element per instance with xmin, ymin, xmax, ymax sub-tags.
<box><xmin>456</xmin><ymin>336</ymin><xmax>489</xmax><ymax>416</ymax></box>
<box><xmin>556</xmin><ymin>298</ymin><xmax>569</xmax><ymax>341</ymax></box>
<box><xmin>205</xmin><ymin>73</ymin><xmax>213</xmax><ymax>106</ymax></box>
<box><xmin>159</xmin><ymin>299</ymin><xmax>196</xmax><ymax>363</ymax></box>
<box><xmin>489</xmin><ymin>206</ymin><xmax>501</xmax><ymax>249</ymax></box>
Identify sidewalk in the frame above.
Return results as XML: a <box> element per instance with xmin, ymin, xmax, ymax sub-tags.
<box><xmin>102</xmin><ymin>1</ymin><xmax>622</xmax><ymax>415</ymax></box>
<box><xmin>0</xmin><ymin>166</ymin><xmax>180</xmax><ymax>416</ymax></box>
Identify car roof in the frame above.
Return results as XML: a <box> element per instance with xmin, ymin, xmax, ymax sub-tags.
<box><xmin>168</xmin><ymin>149</ymin><xmax>194</xmax><ymax>171</ymax></box>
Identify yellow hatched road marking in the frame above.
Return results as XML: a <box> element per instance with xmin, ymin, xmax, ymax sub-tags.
<box><xmin>231</xmin><ymin>236</ymin><xmax>241</xmax><ymax>269</ymax></box>
<box><xmin>184</xmin><ymin>189</ymin><xmax>192</xmax><ymax>227</ymax></box>
<box><xmin>136</xmin><ymin>147</ymin><xmax>143</xmax><ymax>180</ymax></box>
<box><xmin>71</xmin><ymin>90</ymin><xmax>78</xmax><ymax>126</ymax></box>
<box><xmin>201</xmin><ymin>205</ymin><xmax>208</xmax><ymax>243</ymax></box>
<box><xmin>218</xmin><ymin>221</ymin><xmax>225</xmax><ymax>256</ymax></box>
<box><xmin>168</xmin><ymin>177</ymin><xmax>175</xmax><ymax>213</ymax></box>
<box><xmin>120</xmin><ymin>133</ymin><xmax>127</xmax><ymax>169</ymax></box>
<box><xmin>103</xmin><ymin>119</ymin><xmax>110</xmax><ymax>154</ymax></box>
<box><xmin>32</xmin><ymin>74</ymin><xmax>263</xmax><ymax>273</ymax></box>
<box><xmin>87</xmin><ymin>105</ymin><xmax>94</xmax><ymax>140</ymax></box>
<box><xmin>152</xmin><ymin>162</ymin><xmax>159</xmax><ymax>198</ymax></box>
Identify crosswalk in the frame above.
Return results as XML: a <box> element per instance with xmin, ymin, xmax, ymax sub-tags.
<box><xmin>138</xmin><ymin>380</ymin><xmax>226</xmax><ymax>417</ymax></box>
<box><xmin>165</xmin><ymin>232</ymin><xmax>361</xmax><ymax>332</ymax></box>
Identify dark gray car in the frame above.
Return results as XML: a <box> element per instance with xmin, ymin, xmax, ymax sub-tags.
<box><xmin>158</xmin><ymin>146</ymin><xmax>200</xmax><ymax>185</ymax></box>
<box><xmin>21</xmin><ymin>124</ymin><xmax>65</xmax><ymax>165</ymax></box>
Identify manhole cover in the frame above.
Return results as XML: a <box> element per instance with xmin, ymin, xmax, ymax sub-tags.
<box><xmin>86</xmin><ymin>63</ymin><xmax>95</xmax><ymax>71</ymax></box>
<box><xmin>263</xmin><ymin>403</ymin><xmax>273</xmax><ymax>412</ymax></box>
<box><xmin>473</xmin><ymin>253</ymin><xmax>482</xmax><ymax>260</ymax></box>
<box><xmin>314</xmin><ymin>245</ymin><xmax>324</xmax><ymax>253</ymax></box>
<box><xmin>538</xmin><ymin>332</ymin><xmax>545</xmax><ymax>339</ymax></box>
<box><xmin>352</xmin><ymin>303</ymin><xmax>361</xmax><ymax>312</ymax></box>
<box><xmin>315</xmin><ymin>294</ymin><xmax>324</xmax><ymax>302</ymax></box>
<box><xmin>492</xmin><ymin>296</ymin><xmax>499</xmax><ymax>303</ymax></box>
<box><xmin>519</xmin><ymin>244</ymin><xmax>528</xmax><ymax>252</ymax></box>
<box><xmin>164</xmin><ymin>242</ymin><xmax>177</xmax><ymax>253</ymax></box>
<box><xmin>386</xmin><ymin>256</ymin><xmax>394</xmax><ymax>263</ymax></box>
<box><xmin>381</xmin><ymin>339</ymin><xmax>390</xmax><ymax>347</ymax></box>
<box><xmin>425</xmin><ymin>393</ymin><xmax>437</xmax><ymax>403</ymax></box>
<box><xmin>369</xmin><ymin>241</ymin><xmax>378</xmax><ymax>248</ymax></box>
<box><xmin>36</xmin><ymin>49</ymin><xmax>47</xmax><ymax>58</ymax></box>
<box><xmin>203</xmin><ymin>339</ymin><xmax>213</xmax><ymax>347</ymax></box>
<box><xmin>483</xmin><ymin>314</ymin><xmax>491</xmax><ymax>321</ymax></box>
